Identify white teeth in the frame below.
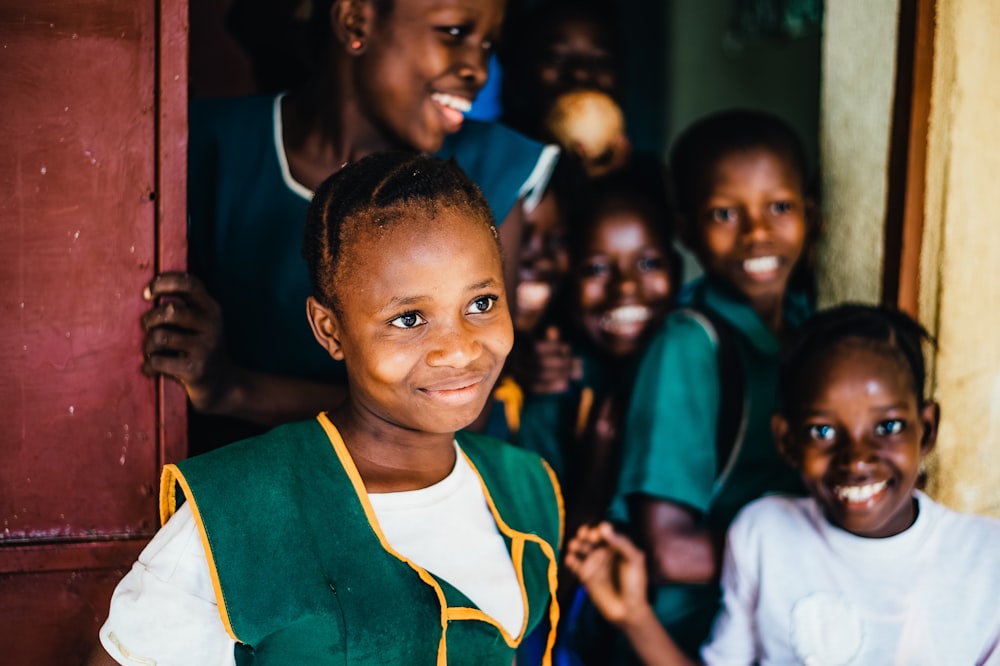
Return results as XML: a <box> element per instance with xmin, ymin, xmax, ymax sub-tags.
<box><xmin>600</xmin><ymin>305</ymin><xmax>651</xmax><ymax>331</ymax></box>
<box><xmin>743</xmin><ymin>256</ymin><xmax>779</xmax><ymax>274</ymax></box>
<box><xmin>834</xmin><ymin>480</ymin><xmax>888</xmax><ymax>503</ymax></box>
<box><xmin>431</xmin><ymin>92</ymin><xmax>472</xmax><ymax>113</ymax></box>
<box><xmin>517</xmin><ymin>281</ymin><xmax>551</xmax><ymax>310</ymax></box>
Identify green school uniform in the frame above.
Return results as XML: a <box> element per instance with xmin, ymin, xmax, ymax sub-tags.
<box><xmin>160</xmin><ymin>413</ymin><xmax>563</xmax><ymax>665</ymax></box>
<box><xmin>613</xmin><ymin>276</ymin><xmax>808</xmax><ymax>658</ymax></box>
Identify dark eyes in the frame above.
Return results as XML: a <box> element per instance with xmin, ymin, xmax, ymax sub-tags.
<box><xmin>467</xmin><ymin>295</ymin><xmax>497</xmax><ymax>314</ymax></box>
<box><xmin>581</xmin><ymin>255</ymin><xmax>665</xmax><ymax>278</ymax></box>
<box><xmin>710</xmin><ymin>208</ymin><xmax>738</xmax><ymax>224</ymax></box>
<box><xmin>389</xmin><ymin>296</ymin><xmax>497</xmax><ymax>329</ymax></box>
<box><xmin>769</xmin><ymin>201</ymin><xmax>795</xmax><ymax>215</ymax></box>
<box><xmin>807</xmin><ymin>424</ymin><xmax>836</xmax><ymax>442</ymax></box>
<box><xmin>390</xmin><ymin>312</ymin><xmax>426</xmax><ymax>329</ymax></box>
<box><xmin>436</xmin><ymin>25</ymin><xmax>494</xmax><ymax>51</ymax></box>
<box><xmin>875</xmin><ymin>419</ymin><xmax>905</xmax><ymax>436</ymax></box>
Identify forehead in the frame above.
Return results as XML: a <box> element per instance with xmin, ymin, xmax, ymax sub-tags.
<box><xmin>804</xmin><ymin>341</ymin><xmax>917</xmax><ymax>402</ymax></box>
<box><xmin>389</xmin><ymin>0</ymin><xmax>505</xmax><ymax>22</ymax></box>
<box><xmin>587</xmin><ymin>208</ymin><xmax>660</xmax><ymax>249</ymax></box>
<box><xmin>545</xmin><ymin>16</ymin><xmax>612</xmax><ymax>51</ymax></box>
<box><xmin>707</xmin><ymin>147</ymin><xmax>803</xmax><ymax>190</ymax></box>
<box><xmin>334</xmin><ymin>203</ymin><xmax>499</xmax><ymax>291</ymax></box>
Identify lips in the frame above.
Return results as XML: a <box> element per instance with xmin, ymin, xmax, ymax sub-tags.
<box><xmin>742</xmin><ymin>255</ymin><xmax>780</xmax><ymax>278</ymax></box>
<box><xmin>431</xmin><ymin>92</ymin><xmax>472</xmax><ymax>133</ymax></box>
<box><xmin>419</xmin><ymin>374</ymin><xmax>488</xmax><ymax>405</ymax></box>
<box><xmin>598</xmin><ymin>304</ymin><xmax>652</xmax><ymax>335</ymax></box>
<box><xmin>834</xmin><ymin>479</ymin><xmax>889</xmax><ymax>506</ymax></box>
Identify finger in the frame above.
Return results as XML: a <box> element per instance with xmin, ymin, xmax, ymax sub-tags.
<box><xmin>145</xmin><ymin>273</ymin><xmax>218</xmax><ymax>316</ymax></box>
<box><xmin>141</xmin><ymin>300</ymin><xmax>202</xmax><ymax>331</ymax></box>
<box><xmin>143</xmin><ymin>325</ymin><xmax>199</xmax><ymax>357</ymax></box>
<box><xmin>598</xmin><ymin>523</ymin><xmax>646</xmax><ymax>562</ymax></box>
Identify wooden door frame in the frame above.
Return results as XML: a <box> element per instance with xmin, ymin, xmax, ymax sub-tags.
<box><xmin>882</xmin><ymin>0</ymin><xmax>936</xmax><ymax>316</ymax></box>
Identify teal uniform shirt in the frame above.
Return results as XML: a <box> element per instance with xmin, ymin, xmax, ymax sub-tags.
<box><xmin>188</xmin><ymin>95</ymin><xmax>552</xmax><ymax>383</ymax></box>
<box><xmin>160</xmin><ymin>413</ymin><xmax>564</xmax><ymax>665</ymax></box>
<box><xmin>613</xmin><ymin>276</ymin><xmax>808</xmax><ymax>658</ymax></box>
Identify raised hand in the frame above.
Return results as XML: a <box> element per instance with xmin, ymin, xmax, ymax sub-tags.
<box><xmin>140</xmin><ymin>272</ymin><xmax>236</xmax><ymax>414</ymax></box>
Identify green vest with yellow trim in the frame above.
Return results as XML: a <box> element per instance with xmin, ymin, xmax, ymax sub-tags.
<box><xmin>160</xmin><ymin>413</ymin><xmax>563</xmax><ymax>665</ymax></box>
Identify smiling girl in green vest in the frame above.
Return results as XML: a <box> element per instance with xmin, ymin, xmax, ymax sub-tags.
<box><xmin>90</xmin><ymin>153</ymin><xmax>563</xmax><ymax>666</ymax></box>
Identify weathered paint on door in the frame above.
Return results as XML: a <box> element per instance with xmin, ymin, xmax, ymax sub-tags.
<box><xmin>0</xmin><ymin>1</ymin><xmax>187</xmax><ymax>662</ymax></box>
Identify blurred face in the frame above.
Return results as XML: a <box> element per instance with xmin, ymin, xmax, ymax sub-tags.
<box><xmin>537</xmin><ymin>16</ymin><xmax>618</xmax><ymax>103</ymax></box>
<box><xmin>355</xmin><ymin>0</ymin><xmax>504</xmax><ymax>153</ymax></box>
<box><xmin>694</xmin><ymin>148</ymin><xmax>808</xmax><ymax>315</ymax></box>
<box><xmin>577</xmin><ymin>209</ymin><xmax>672</xmax><ymax>356</ymax></box>
<box><xmin>515</xmin><ymin>191</ymin><xmax>569</xmax><ymax>332</ymax></box>
<box><xmin>774</xmin><ymin>342</ymin><xmax>938</xmax><ymax>538</ymax></box>
<box><xmin>319</xmin><ymin>204</ymin><xmax>513</xmax><ymax>434</ymax></box>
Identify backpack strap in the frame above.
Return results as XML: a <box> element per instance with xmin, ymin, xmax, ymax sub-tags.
<box><xmin>678</xmin><ymin>307</ymin><xmax>747</xmax><ymax>484</ymax></box>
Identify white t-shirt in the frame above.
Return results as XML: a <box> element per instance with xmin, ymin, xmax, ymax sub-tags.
<box><xmin>702</xmin><ymin>491</ymin><xmax>1000</xmax><ymax>666</ymax></box>
<box><xmin>99</xmin><ymin>442</ymin><xmax>523</xmax><ymax>666</ymax></box>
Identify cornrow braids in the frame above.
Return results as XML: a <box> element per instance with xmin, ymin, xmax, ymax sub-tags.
<box><xmin>778</xmin><ymin>303</ymin><xmax>935</xmax><ymax>415</ymax></box>
<box><xmin>302</xmin><ymin>151</ymin><xmax>496</xmax><ymax>311</ymax></box>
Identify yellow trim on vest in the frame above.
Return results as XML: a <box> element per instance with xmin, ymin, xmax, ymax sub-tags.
<box><xmin>159</xmin><ymin>463</ymin><xmax>241</xmax><ymax>643</ymax></box>
<box><xmin>493</xmin><ymin>376</ymin><xmax>524</xmax><ymax>434</ymax></box>
<box><xmin>462</xmin><ymin>448</ymin><xmax>563</xmax><ymax>666</ymax></box>
<box><xmin>316</xmin><ymin>413</ymin><xmax>451</xmax><ymax>665</ymax></box>
<box><xmin>575</xmin><ymin>386</ymin><xmax>595</xmax><ymax>437</ymax></box>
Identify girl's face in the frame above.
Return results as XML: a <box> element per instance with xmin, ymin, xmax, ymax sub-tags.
<box><xmin>515</xmin><ymin>191</ymin><xmax>569</xmax><ymax>332</ymax></box>
<box><xmin>316</xmin><ymin>205</ymin><xmax>513</xmax><ymax>435</ymax></box>
<box><xmin>356</xmin><ymin>0</ymin><xmax>504</xmax><ymax>153</ymax></box>
<box><xmin>773</xmin><ymin>342</ymin><xmax>939</xmax><ymax>538</ymax></box>
<box><xmin>694</xmin><ymin>148</ymin><xmax>808</xmax><ymax>312</ymax></box>
<box><xmin>537</xmin><ymin>17</ymin><xmax>617</xmax><ymax>103</ymax></box>
<box><xmin>577</xmin><ymin>209</ymin><xmax>672</xmax><ymax>357</ymax></box>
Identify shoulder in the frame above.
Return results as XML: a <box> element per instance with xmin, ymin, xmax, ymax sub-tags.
<box><xmin>729</xmin><ymin>494</ymin><xmax>814</xmax><ymax>542</ymax></box>
<box><xmin>436</xmin><ymin>120</ymin><xmax>558</xmax><ymax>222</ymax></box>
<box><xmin>922</xmin><ymin>492</ymin><xmax>1000</xmax><ymax>546</ymax></box>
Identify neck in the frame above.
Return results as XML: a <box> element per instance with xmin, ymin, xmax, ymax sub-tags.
<box><xmin>282</xmin><ymin>68</ymin><xmax>408</xmax><ymax>190</ymax></box>
<box><xmin>749</xmin><ymin>292</ymin><xmax>786</xmax><ymax>338</ymax></box>
<box><xmin>330</xmin><ymin>403</ymin><xmax>458</xmax><ymax>494</ymax></box>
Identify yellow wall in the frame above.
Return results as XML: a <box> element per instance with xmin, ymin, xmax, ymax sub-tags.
<box><xmin>920</xmin><ymin>0</ymin><xmax>1000</xmax><ymax>515</ymax></box>
<box><xmin>816</xmin><ymin>0</ymin><xmax>899</xmax><ymax>307</ymax></box>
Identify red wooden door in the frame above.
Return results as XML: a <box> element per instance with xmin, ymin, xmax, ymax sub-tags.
<box><xmin>0</xmin><ymin>1</ymin><xmax>188</xmax><ymax>662</ymax></box>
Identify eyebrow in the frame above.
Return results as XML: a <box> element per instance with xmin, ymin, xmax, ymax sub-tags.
<box><xmin>378</xmin><ymin>278</ymin><xmax>501</xmax><ymax>313</ymax></box>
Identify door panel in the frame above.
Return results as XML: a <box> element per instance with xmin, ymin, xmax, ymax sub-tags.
<box><xmin>0</xmin><ymin>1</ymin><xmax>187</xmax><ymax>662</ymax></box>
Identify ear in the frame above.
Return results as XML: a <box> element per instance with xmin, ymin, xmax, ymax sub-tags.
<box><xmin>307</xmin><ymin>296</ymin><xmax>346</xmax><ymax>361</ymax></box>
<box><xmin>332</xmin><ymin>0</ymin><xmax>374</xmax><ymax>54</ymax></box>
<box><xmin>772</xmin><ymin>413</ymin><xmax>799</xmax><ymax>468</ymax></box>
<box><xmin>918</xmin><ymin>400</ymin><xmax>941</xmax><ymax>457</ymax></box>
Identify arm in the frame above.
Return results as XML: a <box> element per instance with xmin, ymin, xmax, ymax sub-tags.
<box><xmin>141</xmin><ymin>272</ymin><xmax>347</xmax><ymax>426</ymax></box>
<box><xmin>634</xmin><ymin>496</ymin><xmax>724</xmax><ymax>585</ymax></box>
<box><xmin>564</xmin><ymin>522</ymin><xmax>699</xmax><ymax>666</ymax></box>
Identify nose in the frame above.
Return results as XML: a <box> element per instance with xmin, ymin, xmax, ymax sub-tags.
<box><xmin>456</xmin><ymin>42</ymin><xmax>490</xmax><ymax>91</ymax></box>
<box><xmin>834</xmin><ymin>434</ymin><xmax>879</xmax><ymax>473</ymax></box>
<box><xmin>741</xmin><ymin>208</ymin><xmax>771</xmax><ymax>242</ymax></box>
<box><xmin>609</xmin><ymin>265</ymin><xmax>638</xmax><ymax>298</ymax></box>
<box><xmin>425</xmin><ymin>319</ymin><xmax>483</xmax><ymax>368</ymax></box>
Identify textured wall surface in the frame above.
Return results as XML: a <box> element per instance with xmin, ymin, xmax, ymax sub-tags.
<box><xmin>921</xmin><ymin>0</ymin><xmax>1000</xmax><ymax>516</ymax></box>
<box><xmin>815</xmin><ymin>0</ymin><xmax>899</xmax><ymax>307</ymax></box>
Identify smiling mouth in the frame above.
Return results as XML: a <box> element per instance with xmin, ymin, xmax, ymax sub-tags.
<box><xmin>419</xmin><ymin>376</ymin><xmax>486</xmax><ymax>405</ymax></box>
<box><xmin>742</xmin><ymin>255</ymin><xmax>780</xmax><ymax>277</ymax></box>
<box><xmin>431</xmin><ymin>92</ymin><xmax>471</xmax><ymax>131</ymax></box>
<box><xmin>834</xmin><ymin>479</ymin><xmax>889</xmax><ymax>505</ymax></box>
<box><xmin>599</xmin><ymin>305</ymin><xmax>652</xmax><ymax>335</ymax></box>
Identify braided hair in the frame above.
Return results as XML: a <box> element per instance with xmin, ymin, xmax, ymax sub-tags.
<box><xmin>778</xmin><ymin>303</ymin><xmax>934</xmax><ymax>415</ymax></box>
<box><xmin>302</xmin><ymin>151</ymin><xmax>496</xmax><ymax>312</ymax></box>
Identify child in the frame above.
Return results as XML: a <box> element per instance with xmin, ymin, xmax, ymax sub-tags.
<box><xmin>603</xmin><ymin>109</ymin><xmax>818</xmax><ymax>660</ymax></box>
<box><xmin>566</xmin><ymin>303</ymin><xmax>1000</xmax><ymax>665</ymax></box>
<box><xmin>141</xmin><ymin>0</ymin><xmax>558</xmax><ymax>453</ymax></box>
<box><xmin>89</xmin><ymin>154</ymin><xmax>563</xmax><ymax>665</ymax></box>
<box><xmin>516</xmin><ymin>163</ymin><xmax>679</xmax><ymax>666</ymax></box>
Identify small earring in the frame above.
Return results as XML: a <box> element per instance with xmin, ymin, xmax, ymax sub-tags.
<box><xmin>350</xmin><ymin>39</ymin><xmax>364</xmax><ymax>51</ymax></box>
